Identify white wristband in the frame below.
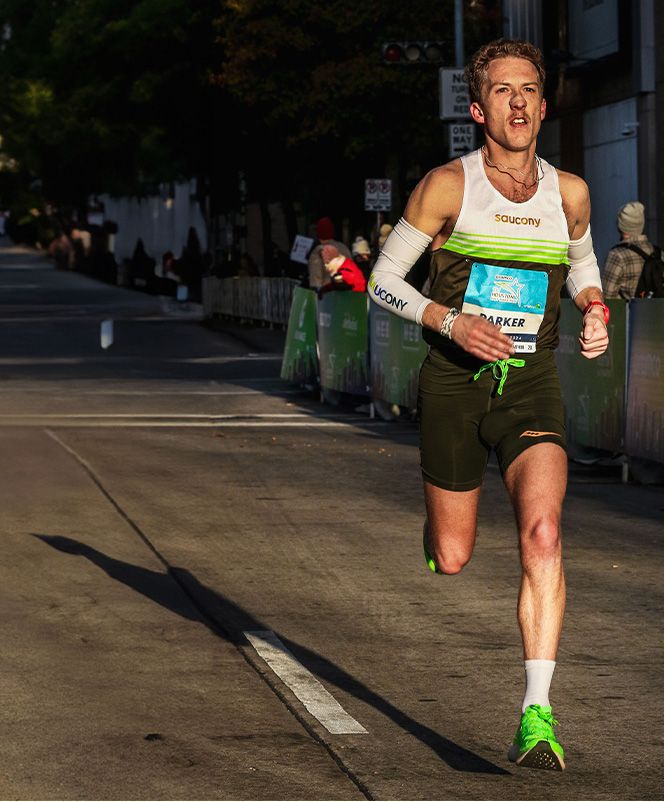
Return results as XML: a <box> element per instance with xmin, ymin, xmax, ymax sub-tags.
<box><xmin>439</xmin><ymin>308</ymin><xmax>460</xmax><ymax>339</ymax></box>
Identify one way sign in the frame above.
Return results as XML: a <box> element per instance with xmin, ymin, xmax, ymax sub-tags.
<box><xmin>448</xmin><ymin>123</ymin><xmax>475</xmax><ymax>158</ymax></box>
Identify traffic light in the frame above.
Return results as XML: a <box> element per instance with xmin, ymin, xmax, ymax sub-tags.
<box><xmin>382</xmin><ymin>41</ymin><xmax>446</xmax><ymax>65</ymax></box>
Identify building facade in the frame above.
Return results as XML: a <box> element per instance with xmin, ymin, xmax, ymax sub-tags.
<box><xmin>504</xmin><ymin>0</ymin><xmax>663</xmax><ymax>265</ymax></box>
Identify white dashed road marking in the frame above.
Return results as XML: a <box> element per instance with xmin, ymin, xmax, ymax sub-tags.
<box><xmin>244</xmin><ymin>631</ymin><xmax>368</xmax><ymax>735</ymax></box>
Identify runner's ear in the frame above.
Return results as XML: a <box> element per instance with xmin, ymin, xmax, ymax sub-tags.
<box><xmin>470</xmin><ymin>102</ymin><xmax>485</xmax><ymax>124</ymax></box>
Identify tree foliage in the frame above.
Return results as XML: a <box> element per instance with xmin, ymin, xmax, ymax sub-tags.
<box><xmin>214</xmin><ymin>0</ymin><xmax>501</xmax><ymax>216</ymax></box>
<box><xmin>0</xmin><ymin>0</ymin><xmax>224</xmax><ymax>206</ymax></box>
<box><xmin>0</xmin><ymin>0</ymin><xmax>502</xmax><ymax>225</ymax></box>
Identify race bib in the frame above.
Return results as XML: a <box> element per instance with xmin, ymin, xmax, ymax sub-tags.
<box><xmin>461</xmin><ymin>263</ymin><xmax>548</xmax><ymax>353</ymax></box>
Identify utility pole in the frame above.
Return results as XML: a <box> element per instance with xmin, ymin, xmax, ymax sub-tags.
<box><xmin>455</xmin><ymin>0</ymin><xmax>464</xmax><ymax>68</ymax></box>
<box><xmin>439</xmin><ymin>0</ymin><xmax>473</xmax><ymax>160</ymax></box>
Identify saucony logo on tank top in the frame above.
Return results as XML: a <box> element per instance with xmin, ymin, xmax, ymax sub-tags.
<box><xmin>494</xmin><ymin>214</ymin><xmax>541</xmax><ymax>227</ymax></box>
<box><xmin>424</xmin><ymin>148</ymin><xmax>570</xmax><ymax>355</ymax></box>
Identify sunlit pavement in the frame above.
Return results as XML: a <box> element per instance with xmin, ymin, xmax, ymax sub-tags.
<box><xmin>0</xmin><ymin>244</ymin><xmax>661</xmax><ymax>800</ymax></box>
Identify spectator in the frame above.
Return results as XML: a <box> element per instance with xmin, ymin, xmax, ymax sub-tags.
<box><xmin>351</xmin><ymin>236</ymin><xmax>372</xmax><ymax>278</ymax></box>
<box><xmin>69</xmin><ymin>227</ymin><xmax>90</xmax><ymax>272</ymax></box>
<box><xmin>48</xmin><ymin>230</ymin><xmax>73</xmax><ymax>271</ymax></box>
<box><xmin>157</xmin><ymin>250</ymin><xmax>179</xmax><ymax>295</ymax></box>
<box><xmin>129</xmin><ymin>238</ymin><xmax>156</xmax><ymax>291</ymax></box>
<box><xmin>603</xmin><ymin>201</ymin><xmax>657</xmax><ymax>300</ymax></box>
<box><xmin>317</xmin><ymin>244</ymin><xmax>367</xmax><ymax>296</ymax></box>
<box><xmin>377</xmin><ymin>223</ymin><xmax>393</xmax><ymax>251</ymax></box>
<box><xmin>308</xmin><ymin>217</ymin><xmax>351</xmax><ymax>289</ymax></box>
<box><xmin>178</xmin><ymin>226</ymin><xmax>205</xmax><ymax>299</ymax></box>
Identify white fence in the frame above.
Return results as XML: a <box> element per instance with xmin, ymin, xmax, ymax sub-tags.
<box><xmin>101</xmin><ymin>181</ymin><xmax>207</xmax><ymax>262</ymax></box>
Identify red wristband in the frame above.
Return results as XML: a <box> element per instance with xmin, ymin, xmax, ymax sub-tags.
<box><xmin>583</xmin><ymin>300</ymin><xmax>610</xmax><ymax>325</ymax></box>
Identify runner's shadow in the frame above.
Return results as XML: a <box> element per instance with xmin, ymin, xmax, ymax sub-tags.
<box><xmin>33</xmin><ymin>533</ymin><xmax>509</xmax><ymax>775</ymax></box>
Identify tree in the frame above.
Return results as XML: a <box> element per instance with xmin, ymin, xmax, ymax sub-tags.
<box><xmin>0</xmin><ymin>0</ymin><xmax>226</xmax><ymax>208</ymax></box>
<box><xmin>0</xmin><ymin>0</ymin><xmax>502</xmax><ymax>262</ymax></box>
<box><xmin>212</xmin><ymin>0</ymin><xmax>501</xmax><ymax>250</ymax></box>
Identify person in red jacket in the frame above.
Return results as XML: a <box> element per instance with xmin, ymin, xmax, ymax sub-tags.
<box><xmin>318</xmin><ymin>244</ymin><xmax>367</xmax><ymax>296</ymax></box>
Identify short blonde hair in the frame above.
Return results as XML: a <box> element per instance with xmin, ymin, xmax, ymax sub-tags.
<box><xmin>464</xmin><ymin>39</ymin><xmax>545</xmax><ymax>103</ymax></box>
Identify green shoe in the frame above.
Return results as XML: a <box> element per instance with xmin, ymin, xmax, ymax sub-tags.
<box><xmin>423</xmin><ymin>523</ymin><xmax>442</xmax><ymax>574</ymax></box>
<box><xmin>508</xmin><ymin>704</ymin><xmax>565</xmax><ymax>771</ymax></box>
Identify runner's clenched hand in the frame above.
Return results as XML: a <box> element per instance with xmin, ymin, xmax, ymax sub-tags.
<box><xmin>579</xmin><ymin>311</ymin><xmax>608</xmax><ymax>359</ymax></box>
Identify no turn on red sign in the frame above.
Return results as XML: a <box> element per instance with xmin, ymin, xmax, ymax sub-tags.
<box><xmin>364</xmin><ymin>179</ymin><xmax>392</xmax><ymax>211</ymax></box>
<box><xmin>439</xmin><ymin>68</ymin><xmax>471</xmax><ymax>120</ymax></box>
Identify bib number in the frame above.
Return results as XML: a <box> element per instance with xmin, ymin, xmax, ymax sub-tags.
<box><xmin>461</xmin><ymin>263</ymin><xmax>548</xmax><ymax>353</ymax></box>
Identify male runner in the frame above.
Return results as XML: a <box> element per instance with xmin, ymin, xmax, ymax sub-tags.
<box><xmin>368</xmin><ymin>39</ymin><xmax>608</xmax><ymax>771</ymax></box>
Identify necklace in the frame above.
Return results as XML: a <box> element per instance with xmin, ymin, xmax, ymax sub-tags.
<box><xmin>481</xmin><ymin>145</ymin><xmax>543</xmax><ymax>190</ymax></box>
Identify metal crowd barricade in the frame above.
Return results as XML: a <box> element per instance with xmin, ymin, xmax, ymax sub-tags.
<box><xmin>202</xmin><ymin>276</ymin><xmax>300</xmax><ymax>326</ymax></box>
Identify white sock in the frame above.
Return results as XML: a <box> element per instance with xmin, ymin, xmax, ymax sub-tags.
<box><xmin>521</xmin><ymin>659</ymin><xmax>556</xmax><ymax>712</ymax></box>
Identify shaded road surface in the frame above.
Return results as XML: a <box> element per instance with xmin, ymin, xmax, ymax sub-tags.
<box><xmin>0</xmin><ymin>245</ymin><xmax>662</xmax><ymax>800</ymax></box>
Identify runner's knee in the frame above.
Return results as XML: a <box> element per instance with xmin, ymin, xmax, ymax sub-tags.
<box><xmin>436</xmin><ymin>552</ymin><xmax>470</xmax><ymax>575</ymax></box>
<box><xmin>520</xmin><ymin>516</ymin><xmax>561</xmax><ymax>565</ymax></box>
<box><xmin>429</xmin><ymin>527</ymin><xmax>475</xmax><ymax>574</ymax></box>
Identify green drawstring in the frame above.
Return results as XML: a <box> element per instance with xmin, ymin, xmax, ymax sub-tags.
<box><xmin>473</xmin><ymin>357</ymin><xmax>525</xmax><ymax>395</ymax></box>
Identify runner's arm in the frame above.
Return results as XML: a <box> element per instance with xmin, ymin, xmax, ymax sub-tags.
<box><xmin>369</xmin><ymin>166</ymin><xmax>514</xmax><ymax>362</ymax></box>
<box><xmin>560</xmin><ymin>173</ymin><xmax>608</xmax><ymax>359</ymax></box>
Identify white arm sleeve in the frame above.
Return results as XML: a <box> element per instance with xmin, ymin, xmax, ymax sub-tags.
<box><xmin>565</xmin><ymin>225</ymin><xmax>603</xmax><ymax>300</ymax></box>
<box><xmin>368</xmin><ymin>217</ymin><xmax>433</xmax><ymax>325</ymax></box>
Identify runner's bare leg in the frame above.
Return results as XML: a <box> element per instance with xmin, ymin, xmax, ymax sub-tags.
<box><xmin>423</xmin><ymin>483</ymin><xmax>482</xmax><ymax>574</ymax></box>
<box><xmin>504</xmin><ymin>443</ymin><xmax>567</xmax><ymax>659</ymax></box>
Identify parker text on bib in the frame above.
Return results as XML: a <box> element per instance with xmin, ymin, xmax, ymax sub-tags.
<box><xmin>461</xmin><ymin>263</ymin><xmax>549</xmax><ymax>353</ymax></box>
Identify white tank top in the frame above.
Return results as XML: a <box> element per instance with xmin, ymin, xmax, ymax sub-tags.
<box><xmin>442</xmin><ymin>148</ymin><xmax>570</xmax><ymax>266</ymax></box>
<box><xmin>430</xmin><ymin>149</ymin><xmax>570</xmax><ymax>353</ymax></box>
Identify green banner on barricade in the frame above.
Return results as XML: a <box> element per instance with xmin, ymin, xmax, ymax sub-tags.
<box><xmin>554</xmin><ymin>299</ymin><xmax>627</xmax><ymax>451</ymax></box>
<box><xmin>280</xmin><ymin>287</ymin><xmax>318</xmax><ymax>384</ymax></box>
<box><xmin>317</xmin><ymin>292</ymin><xmax>369</xmax><ymax>394</ymax></box>
<box><xmin>625</xmin><ymin>299</ymin><xmax>663</xmax><ymax>462</ymax></box>
<box><xmin>369</xmin><ymin>304</ymin><xmax>428</xmax><ymax>407</ymax></box>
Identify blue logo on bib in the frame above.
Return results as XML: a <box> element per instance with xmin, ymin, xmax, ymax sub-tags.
<box><xmin>462</xmin><ymin>263</ymin><xmax>548</xmax><ymax>353</ymax></box>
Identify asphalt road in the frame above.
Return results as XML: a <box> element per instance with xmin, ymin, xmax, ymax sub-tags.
<box><xmin>0</xmin><ymin>244</ymin><xmax>662</xmax><ymax>801</ymax></box>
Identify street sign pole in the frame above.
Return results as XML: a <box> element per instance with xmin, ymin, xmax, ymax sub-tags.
<box><xmin>455</xmin><ymin>0</ymin><xmax>464</xmax><ymax>68</ymax></box>
<box><xmin>439</xmin><ymin>2</ymin><xmax>475</xmax><ymax>159</ymax></box>
<box><xmin>364</xmin><ymin>179</ymin><xmax>392</xmax><ymax>246</ymax></box>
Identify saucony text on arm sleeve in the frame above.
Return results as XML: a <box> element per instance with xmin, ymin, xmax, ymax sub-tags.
<box><xmin>565</xmin><ymin>225</ymin><xmax>603</xmax><ymax>300</ymax></box>
<box><xmin>368</xmin><ymin>217</ymin><xmax>433</xmax><ymax>325</ymax></box>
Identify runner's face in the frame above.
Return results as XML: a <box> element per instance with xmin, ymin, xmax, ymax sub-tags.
<box><xmin>471</xmin><ymin>57</ymin><xmax>546</xmax><ymax>152</ymax></box>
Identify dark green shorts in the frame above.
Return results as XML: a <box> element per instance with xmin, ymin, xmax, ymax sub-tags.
<box><xmin>417</xmin><ymin>347</ymin><xmax>567</xmax><ymax>491</ymax></box>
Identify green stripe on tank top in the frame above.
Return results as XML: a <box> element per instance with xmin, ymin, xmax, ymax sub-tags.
<box><xmin>448</xmin><ymin>231</ymin><xmax>569</xmax><ymax>246</ymax></box>
<box><xmin>442</xmin><ymin>234</ymin><xmax>569</xmax><ymax>265</ymax></box>
<box><xmin>445</xmin><ymin>238</ymin><xmax>567</xmax><ymax>257</ymax></box>
<box><xmin>448</xmin><ymin>233</ymin><xmax>568</xmax><ymax>254</ymax></box>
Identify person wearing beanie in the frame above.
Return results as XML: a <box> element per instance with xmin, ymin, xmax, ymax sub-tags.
<box><xmin>308</xmin><ymin>217</ymin><xmax>351</xmax><ymax>289</ymax></box>
<box><xmin>352</xmin><ymin>235</ymin><xmax>372</xmax><ymax>278</ymax></box>
<box><xmin>351</xmin><ymin>236</ymin><xmax>371</xmax><ymax>257</ymax></box>
<box><xmin>318</xmin><ymin>243</ymin><xmax>367</xmax><ymax>296</ymax></box>
<box><xmin>316</xmin><ymin>217</ymin><xmax>335</xmax><ymax>241</ymax></box>
<box><xmin>603</xmin><ymin>201</ymin><xmax>657</xmax><ymax>299</ymax></box>
<box><xmin>378</xmin><ymin>223</ymin><xmax>393</xmax><ymax>250</ymax></box>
